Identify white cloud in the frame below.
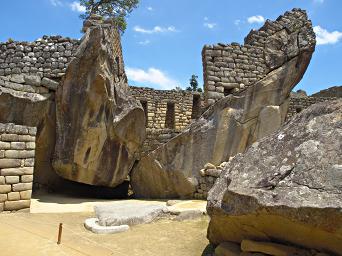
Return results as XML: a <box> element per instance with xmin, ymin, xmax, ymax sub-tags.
<box><xmin>50</xmin><ymin>0</ymin><xmax>63</xmax><ymax>6</ymax></box>
<box><xmin>70</xmin><ymin>1</ymin><xmax>86</xmax><ymax>12</ymax></box>
<box><xmin>247</xmin><ymin>15</ymin><xmax>265</xmax><ymax>24</ymax></box>
<box><xmin>234</xmin><ymin>19</ymin><xmax>241</xmax><ymax>26</ymax></box>
<box><xmin>138</xmin><ymin>40</ymin><xmax>150</xmax><ymax>45</ymax></box>
<box><xmin>147</xmin><ymin>6</ymin><xmax>153</xmax><ymax>11</ymax></box>
<box><xmin>126</xmin><ymin>67</ymin><xmax>178</xmax><ymax>89</ymax></box>
<box><xmin>133</xmin><ymin>25</ymin><xmax>178</xmax><ymax>34</ymax></box>
<box><xmin>204</xmin><ymin>22</ymin><xmax>217</xmax><ymax>29</ymax></box>
<box><xmin>314</xmin><ymin>25</ymin><xmax>342</xmax><ymax>45</ymax></box>
<box><xmin>203</xmin><ymin>17</ymin><xmax>217</xmax><ymax>29</ymax></box>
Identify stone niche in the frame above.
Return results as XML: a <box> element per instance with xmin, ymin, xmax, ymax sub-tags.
<box><xmin>0</xmin><ymin>123</ymin><xmax>36</xmax><ymax>212</ymax></box>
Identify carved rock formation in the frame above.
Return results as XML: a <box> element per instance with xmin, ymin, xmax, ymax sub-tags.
<box><xmin>207</xmin><ymin>100</ymin><xmax>342</xmax><ymax>255</ymax></box>
<box><xmin>131</xmin><ymin>9</ymin><xmax>316</xmax><ymax>198</ymax></box>
<box><xmin>53</xmin><ymin>21</ymin><xmax>145</xmax><ymax>187</ymax></box>
<box><xmin>0</xmin><ymin>78</ymin><xmax>60</xmax><ymax>188</ymax></box>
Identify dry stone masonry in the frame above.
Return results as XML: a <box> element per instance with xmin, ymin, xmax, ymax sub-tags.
<box><xmin>0</xmin><ymin>123</ymin><xmax>36</xmax><ymax>212</ymax></box>
<box><xmin>130</xmin><ymin>86</ymin><xmax>203</xmax><ymax>155</ymax></box>
<box><xmin>0</xmin><ymin>36</ymin><xmax>79</xmax><ymax>94</ymax></box>
<box><xmin>286</xmin><ymin>88</ymin><xmax>341</xmax><ymax>120</ymax></box>
<box><xmin>195</xmin><ymin>162</ymin><xmax>224</xmax><ymax>199</ymax></box>
<box><xmin>202</xmin><ymin>8</ymin><xmax>315</xmax><ymax>106</ymax></box>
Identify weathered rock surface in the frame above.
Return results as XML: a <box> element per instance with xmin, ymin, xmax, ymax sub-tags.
<box><xmin>214</xmin><ymin>241</ymin><xmax>242</xmax><ymax>256</ymax></box>
<box><xmin>241</xmin><ymin>240</ymin><xmax>311</xmax><ymax>256</ymax></box>
<box><xmin>207</xmin><ymin>100</ymin><xmax>342</xmax><ymax>255</ymax></box>
<box><xmin>0</xmin><ymin>79</ymin><xmax>53</xmax><ymax>126</ymax></box>
<box><xmin>0</xmin><ymin>78</ymin><xmax>60</xmax><ymax>189</ymax></box>
<box><xmin>53</xmin><ymin>21</ymin><xmax>145</xmax><ymax>187</ymax></box>
<box><xmin>84</xmin><ymin>218</ymin><xmax>129</xmax><ymax>234</ymax></box>
<box><xmin>131</xmin><ymin>9</ymin><xmax>316</xmax><ymax>198</ymax></box>
<box><xmin>95</xmin><ymin>202</ymin><xmax>167</xmax><ymax>226</ymax></box>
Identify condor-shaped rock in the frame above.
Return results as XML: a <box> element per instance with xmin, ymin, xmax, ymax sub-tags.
<box><xmin>53</xmin><ymin>22</ymin><xmax>145</xmax><ymax>187</ymax></box>
<box><xmin>131</xmin><ymin>9</ymin><xmax>316</xmax><ymax>198</ymax></box>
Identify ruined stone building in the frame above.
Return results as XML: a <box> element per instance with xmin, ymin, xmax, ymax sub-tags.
<box><xmin>0</xmin><ymin>9</ymin><xmax>340</xmax><ymax>212</ymax></box>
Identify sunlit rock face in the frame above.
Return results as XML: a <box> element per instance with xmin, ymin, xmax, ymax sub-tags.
<box><xmin>53</xmin><ymin>20</ymin><xmax>145</xmax><ymax>187</ymax></box>
<box><xmin>131</xmin><ymin>8</ymin><xmax>316</xmax><ymax>198</ymax></box>
<box><xmin>207</xmin><ymin>100</ymin><xmax>342</xmax><ymax>255</ymax></box>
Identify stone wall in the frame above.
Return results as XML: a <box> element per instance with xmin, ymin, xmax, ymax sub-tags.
<box><xmin>195</xmin><ymin>163</ymin><xmax>223</xmax><ymax>199</ymax></box>
<box><xmin>286</xmin><ymin>96</ymin><xmax>337</xmax><ymax>120</ymax></box>
<box><xmin>0</xmin><ymin>36</ymin><xmax>79</xmax><ymax>94</ymax></box>
<box><xmin>0</xmin><ymin>123</ymin><xmax>36</xmax><ymax>212</ymax></box>
<box><xmin>130</xmin><ymin>86</ymin><xmax>204</xmax><ymax>155</ymax></box>
<box><xmin>312</xmin><ymin>85</ymin><xmax>342</xmax><ymax>98</ymax></box>
<box><xmin>202</xmin><ymin>8</ymin><xmax>314</xmax><ymax>105</ymax></box>
<box><xmin>0</xmin><ymin>25</ymin><xmax>125</xmax><ymax>95</ymax></box>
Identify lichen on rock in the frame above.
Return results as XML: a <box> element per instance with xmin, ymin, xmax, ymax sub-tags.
<box><xmin>207</xmin><ymin>100</ymin><xmax>342</xmax><ymax>255</ymax></box>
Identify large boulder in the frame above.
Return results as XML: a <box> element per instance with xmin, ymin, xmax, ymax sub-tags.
<box><xmin>207</xmin><ymin>100</ymin><xmax>342</xmax><ymax>255</ymax></box>
<box><xmin>131</xmin><ymin>9</ymin><xmax>316</xmax><ymax>198</ymax></box>
<box><xmin>0</xmin><ymin>80</ymin><xmax>60</xmax><ymax>188</ymax></box>
<box><xmin>52</xmin><ymin>22</ymin><xmax>145</xmax><ymax>187</ymax></box>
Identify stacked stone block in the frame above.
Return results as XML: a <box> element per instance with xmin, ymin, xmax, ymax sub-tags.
<box><xmin>0</xmin><ymin>36</ymin><xmax>79</xmax><ymax>78</ymax></box>
<box><xmin>0</xmin><ymin>123</ymin><xmax>36</xmax><ymax>212</ymax></box>
<box><xmin>130</xmin><ymin>86</ymin><xmax>204</xmax><ymax>155</ymax></box>
<box><xmin>202</xmin><ymin>8</ymin><xmax>315</xmax><ymax>106</ymax></box>
<box><xmin>0</xmin><ymin>74</ymin><xmax>56</xmax><ymax>98</ymax></box>
<box><xmin>194</xmin><ymin>163</ymin><xmax>224</xmax><ymax>199</ymax></box>
<box><xmin>202</xmin><ymin>43</ymin><xmax>266</xmax><ymax>105</ymax></box>
<box><xmin>286</xmin><ymin>96</ymin><xmax>337</xmax><ymax>120</ymax></box>
<box><xmin>0</xmin><ymin>36</ymin><xmax>79</xmax><ymax>97</ymax></box>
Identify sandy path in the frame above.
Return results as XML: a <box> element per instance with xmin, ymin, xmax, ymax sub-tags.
<box><xmin>0</xmin><ymin>193</ymin><xmax>210</xmax><ymax>256</ymax></box>
<box><xmin>0</xmin><ymin>212</ymin><xmax>209</xmax><ymax>256</ymax></box>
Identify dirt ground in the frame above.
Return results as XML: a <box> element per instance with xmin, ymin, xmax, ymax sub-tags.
<box><xmin>0</xmin><ymin>193</ymin><xmax>210</xmax><ymax>256</ymax></box>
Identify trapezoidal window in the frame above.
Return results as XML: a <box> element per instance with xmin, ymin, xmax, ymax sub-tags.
<box><xmin>165</xmin><ymin>102</ymin><xmax>175</xmax><ymax>129</ymax></box>
<box><xmin>295</xmin><ymin>106</ymin><xmax>303</xmax><ymax>113</ymax></box>
<box><xmin>191</xmin><ymin>94</ymin><xmax>201</xmax><ymax>119</ymax></box>
<box><xmin>224</xmin><ymin>87</ymin><xmax>233</xmax><ymax>96</ymax></box>
<box><xmin>140</xmin><ymin>100</ymin><xmax>148</xmax><ymax>127</ymax></box>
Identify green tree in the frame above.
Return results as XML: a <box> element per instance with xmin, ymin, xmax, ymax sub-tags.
<box><xmin>80</xmin><ymin>0</ymin><xmax>139</xmax><ymax>33</ymax></box>
<box><xmin>186</xmin><ymin>75</ymin><xmax>202</xmax><ymax>92</ymax></box>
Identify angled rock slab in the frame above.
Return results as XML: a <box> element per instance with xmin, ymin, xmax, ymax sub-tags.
<box><xmin>207</xmin><ymin>100</ymin><xmax>342</xmax><ymax>255</ymax></box>
<box><xmin>131</xmin><ymin>52</ymin><xmax>314</xmax><ymax>199</ymax></box>
<box><xmin>53</xmin><ymin>23</ymin><xmax>145</xmax><ymax>187</ymax></box>
<box><xmin>131</xmin><ymin>9</ymin><xmax>315</xmax><ymax>199</ymax></box>
<box><xmin>95</xmin><ymin>202</ymin><xmax>168</xmax><ymax>227</ymax></box>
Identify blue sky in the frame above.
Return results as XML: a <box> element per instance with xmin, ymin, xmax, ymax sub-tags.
<box><xmin>1</xmin><ymin>0</ymin><xmax>341</xmax><ymax>94</ymax></box>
